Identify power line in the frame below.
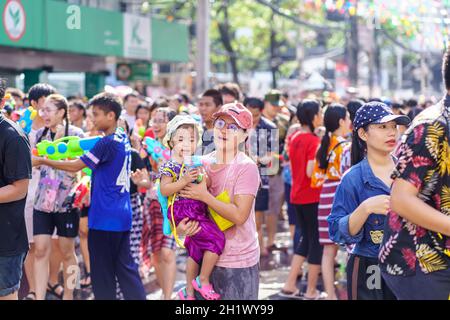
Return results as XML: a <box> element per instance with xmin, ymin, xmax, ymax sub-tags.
<box><xmin>255</xmin><ymin>0</ymin><xmax>423</xmax><ymax>55</ymax></box>
<box><xmin>254</xmin><ymin>0</ymin><xmax>345</xmax><ymax>32</ymax></box>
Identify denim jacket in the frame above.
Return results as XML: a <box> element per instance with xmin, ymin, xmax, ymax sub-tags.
<box><xmin>328</xmin><ymin>158</ymin><xmax>389</xmax><ymax>258</ymax></box>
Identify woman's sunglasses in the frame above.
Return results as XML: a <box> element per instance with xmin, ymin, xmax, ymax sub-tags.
<box><xmin>214</xmin><ymin>118</ymin><xmax>240</xmax><ymax>132</ymax></box>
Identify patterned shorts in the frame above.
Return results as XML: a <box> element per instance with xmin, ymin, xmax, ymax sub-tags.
<box><xmin>130</xmin><ymin>193</ymin><xmax>144</xmax><ymax>266</ymax></box>
<box><xmin>142</xmin><ymin>199</ymin><xmax>176</xmax><ymax>266</ymax></box>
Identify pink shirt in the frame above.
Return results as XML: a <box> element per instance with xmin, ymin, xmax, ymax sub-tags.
<box><xmin>205</xmin><ymin>151</ymin><xmax>260</xmax><ymax>268</ymax></box>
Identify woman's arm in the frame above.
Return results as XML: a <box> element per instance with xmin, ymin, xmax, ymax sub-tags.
<box><xmin>348</xmin><ymin>195</ymin><xmax>390</xmax><ymax>236</ymax></box>
<box><xmin>203</xmin><ymin>193</ymin><xmax>255</xmax><ymax>226</ymax></box>
<box><xmin>178</xmin><ymin>178</ymin><xmax>255</xmax><ymax>226</ymax></box>
<box><xmin>306</xmin><ymin>160</ymin><xmax>315</xmax><ymax>178</ymax></box>
<box><xmin>329</xmin><ymin>176</ymin><xmax>390</xmax><ymax>244</ymax></box>
<box><xmin>391</xmin><ymin>178</ymin><xmax>450</xmax><ymax>236</ymax></box>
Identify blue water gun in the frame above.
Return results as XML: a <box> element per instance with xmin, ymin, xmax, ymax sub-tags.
<box><xmin>184</xmin><ymin>155</ymin><xmax>216</xmax><ymax>182</ymax></box>
<box><xmin>144</xmin><ymin>137</ymin><xmax>171</xmax><ymax>162</ymax></box>
<box><xmin>185</xmin><ymin>155</ymin><xmax>216</xmax><ymax>169</ymax></box>
<box><xmin>18</xmin><ymin>106</ymin><xmax>37</xmax><ymax>135</ymax></box>
<box><xmin>156</xmin><ymin>181</ymin><xmax>172</xmax><ymax>236</ymax></box>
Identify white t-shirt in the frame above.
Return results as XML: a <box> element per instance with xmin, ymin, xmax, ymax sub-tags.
<box><xmin>24</xmin><ymin>127</ymin><xmax>40</xmax><ymax>242</ymax></box>
<box><xmin>121</xmin><ymin>110</ymin><xmax>136</xmax><ymax>130</ymax></box>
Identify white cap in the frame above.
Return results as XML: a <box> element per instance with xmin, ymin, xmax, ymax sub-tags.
<box><xmin>162</xmin><ymin>115</ymin><xmax>203</xmax><ymax>148</ymax></box>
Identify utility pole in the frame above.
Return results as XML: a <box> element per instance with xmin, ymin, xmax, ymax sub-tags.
<box><xmin>396</xmin><ymin>47</ymin><xmax>403</xmax><ymax>92</ymax></box>
<box><xmin>346</xmin><ymin>1</ymin><xmax>359</xmax><ymax>87</ymax></box>
<box><xmin>270</xmin><ymin>1</ymin><xmax>278</xmax><ymax>88</ymax></box>
<box><xmin>270</xmin><ymin>10</ymin><xmax>277</xmax><ymax>89</ymax></box>
<box><xmin>195</xmin><ymin>0</ymin><xmax>210</xmax><ymax>95</ymax></box>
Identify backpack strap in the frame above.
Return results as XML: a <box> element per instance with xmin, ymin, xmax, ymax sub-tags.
<box><xmin>163</xmin><ymin>165</ymin><xmax>186</xmax><ymax>248</ymax></box>
<box><xmin>326</xmin><ymin>140</ymin><xmax>347</xmax><ymax>164</ymax></box>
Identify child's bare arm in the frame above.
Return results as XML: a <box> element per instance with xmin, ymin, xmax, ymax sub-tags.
<box><xmin>160</xmin><ymin>169</ymin><xmax>200</xmax><ymax>197</ymax></box>
<box><xmin>33</xmin><ymin>157</ymin><xmax>86</xmax><ymax>173</ymax></box>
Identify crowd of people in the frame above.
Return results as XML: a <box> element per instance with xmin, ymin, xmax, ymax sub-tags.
<box><xmin>1</xmin><ymin>48</ymin><xmax>450</xmax><ymax>301</ymax></box>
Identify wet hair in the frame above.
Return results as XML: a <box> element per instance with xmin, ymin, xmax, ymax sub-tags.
<box><xmin>88</xmin><ymin>92</ymin><xmax>123</xmax><ymax>121</ymax></box>
<box><xmin>123</xmin><ymin>92</ymin><xmax>139</xmax><ymax>102</ymax></box>
<box><xmin>37</xmin><ymin>94</ymin><xmax>70</xmax><ymax>143</ymax></box>
<box><xmin>69</xmin><ymin>100</ymin><xmax>87</xmax><ymax>118</ymax></box>
<box><xmin>351</xmin><ymin>126</ymin><xmax>369</xmax><ymax>166</ymax></box>
<box><xmin>120</xmin><ymin>118</ymin><xmax>131</xmax><ymax>136</ymax></box>
<box><xmin>0</xmin><ymin>79</ymin><xmax>6</xmax><ymax>100</ymax></box>
<box><xmin>316</xmin><ymin>104</ymin><xmax>347</xmax><ymax>169</ymax></box>
<box><xmin>6</xmin><ymin>87</ymin><xmax>24</xmax><ymax>100</ymax></box>
<box><xmin>154</xmin><ymin>107</ymin><xmax>176</xmax><ymax>123</ymax></box>
<box><xmin>405</xmin><ymin>99</ymin><xmax>418</xmax><ymax>109</ymax></box>
<box><xmin>135</xmin><ymin>103</ymin><xmax>150</xmax><ymax>116</ymax></box>
<box><xmin>243</xmin><ymin>97</ymin><xmax>264</xmax><ymax>111</ymax></box>
<box><xmin>201</xmin><ymin>89</ymin><xmax>223</xmax><ymax>107</ymax></box>
<box><xmin>135</xmin><ymin>103</ymin><xmax>151</xmax><ymax>128</ymax></box>
<box><xmin>346</xmin><ymin>99</ymin><xmax>364</xmax><ymax>122</ymax></box>
<box><xmin>180</xmin><ymin>93</ymin><xmax>190</xmax><ymax>104</ymax></box>
<box><xmin>357</xmin><ymin>97</ymin><xmax>368</xmax><ymax>103</ymax></box>
<box><xmin>28</xmin><ymin>83</ymin><xmax>57</xmax><ymax>104</ymax></box>
<box><xmin>218</xmin><ymin>82</ymin><xmax>241</xmax><ymax>101</ymax></box>
<box><xmin>151</xmin><ymin>98</ymin><xmax>169</xmax><ymax>112</ymax></box>
<box><xmin>391</xmin><ymin>102</ymin><xmax>402</xmax><ymax>111</ymax></box>
<box><xmin>296</xmin><ymin>99</ymin><xmax>321</xmax><ymax>134</ymax></box>
<box><xmin>407</xmin><ymin>107</ymin><xmax>422</xmax><ymax>121</ymax></box>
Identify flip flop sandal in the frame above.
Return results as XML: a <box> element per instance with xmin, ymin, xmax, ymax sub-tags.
<box><xmin>80</xmin><ymin>273</ymin><xmax>91</xmax><ymax>289</ymax></box>
<box><xmin>192</xmin><ymin>276</ymin><xmax>220</xmax><ymax>300</ymax></box>
<box><xmin>278</xmin><ymin>289</ymin><xmax>303</xmax><ymax>299</ymax></box>
<box><xmin>47</xmin><ymin>283</ymin><xmax>64</xmax><ymax>300</ymax></box>
<box><xmin>23</xmin><ymin>292</ymin><xmax>36</xmax><ymax>300</ymax></box>
<box><xmin>178</xmin><ymin>287</ymin><xmax>195</xmax><ymax>300</ymax></box>
<box><xmin>302</xmin><ymin>291</ymin><xmax>328</xmax><ymax>300</ymax></box>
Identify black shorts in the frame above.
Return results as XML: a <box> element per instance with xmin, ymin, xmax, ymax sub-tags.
<box><xmin>80</xmin><ymin>207</ymin><xmax>89</xmax><ymax>218</ymax></box>
<box><xmin>254</xmin><ymin>187</ymin><xmax>269</xmax><ymax>212</ymax></box>
<box><xmin>33</xmin><ymin>209</ymin><xmax>80</xmax><ymax>238</ymax></box>
<box><xmin>347</xmin><ymin>254</ymin><xmax>396</xmax><ymax>300</ymax></box>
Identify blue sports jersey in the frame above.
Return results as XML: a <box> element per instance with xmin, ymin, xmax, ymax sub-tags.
<box><xmin>80</xmin><ymin>128</ymin><xmax>132</xmax><ymax>232</ymax></box>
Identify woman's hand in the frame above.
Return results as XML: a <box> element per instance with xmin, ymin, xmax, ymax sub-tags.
<box><xmin>131</xmin><ymin>168</ymin><xmax>148</xmax><ymax>186</ymax></box>
<box><xmin>176</xmin><ymin>217</ymin><xmax>201</xmax><ymax>237</ymax></box>
<box><xmin>179</xmin><ymin>178</ymin><xmax>208</xmax><ymax>202</ymax></box>
<box><xmin>130</xmin><ymin>134</ymin><xmax>142</xmax><ymax>150</ymax></box>
<box><xmin>362</xmin><ymin>195</ymin><xmax>391</xmax><ymax>215</ymax></box>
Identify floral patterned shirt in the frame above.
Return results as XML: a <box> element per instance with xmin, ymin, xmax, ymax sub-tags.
<box><xmin>311</xmin><ymin>135</ymin><xmax>350</xmax><ymax>188</ymax></box>
<box><xmin>159</xmin><ymin>160</ymin><xmax>189</xmax><ymax>201</ymax></box>
<box><xmin>379</xmin><ymin>98</ymin><xmax>450</xmax><ymax>276</ymax></box>
<box><xmin>34</xmin><ymin>126</ymin><xmax>85</xmax><ymax>213</ymax></box>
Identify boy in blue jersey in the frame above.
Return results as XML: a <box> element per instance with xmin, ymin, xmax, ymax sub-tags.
<box><xmin>32</xmin><ymin>92</ymin><xmax>146</xmax><ymax>300</ymax></box>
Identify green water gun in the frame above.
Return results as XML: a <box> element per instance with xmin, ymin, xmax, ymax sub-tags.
<box><xmin>35</xmin><ymin>136</ymin><xmax>102</xmax><ymax>161</ymax></box>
